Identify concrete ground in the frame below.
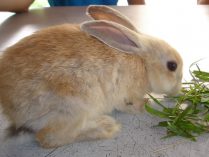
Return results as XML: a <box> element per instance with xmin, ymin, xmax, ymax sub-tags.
<box><xmin>0</xmin><ymin>103</ymin><xmax>209</xmax><ymax>157</ymax></box>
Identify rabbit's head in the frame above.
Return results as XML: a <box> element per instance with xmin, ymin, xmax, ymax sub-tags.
<box><xmin>81</xmin><ymin>5</ymin><xmax>183</xmax><ymax>96</ymax></box>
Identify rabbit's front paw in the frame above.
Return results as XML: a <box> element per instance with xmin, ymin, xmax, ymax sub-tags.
<box><xmin>76</xmin><ymin>115</ymin><xmax>121</xmax><ymax>141</ymax></box>
<box><xmin>35</xmin><ymin>126</ymin><xmax>68</xmax><ymax>148</ymax></box>
<box><xmin>36</xmin><ymin>124</ymin><xmax>75</xmax><ymax>148</ymax></box>
<box><xmin>96</xmin><ymin>115</ymin><xmax>121</xmax><ymax>139</ymax></box>
<box><xmin>36</xmin><ymin>127</ymin><xmax>56</xmax><ymax>148</ymax></box>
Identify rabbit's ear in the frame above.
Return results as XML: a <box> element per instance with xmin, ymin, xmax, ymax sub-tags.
<box><xmin>80</xmin><ymin>20</ymin><xmax>141</xmax><ymax>54</ymax></box>
<box><xmin>86</xmin><ymin>5</ymin><xmax>139</xmax><ymax>32</ymax></box>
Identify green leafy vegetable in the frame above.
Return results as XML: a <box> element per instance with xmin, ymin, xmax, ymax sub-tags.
<box><xmin>145</xmin><ymin>63</ymin><xmax>209</xmax><ymax>141</ymax></box>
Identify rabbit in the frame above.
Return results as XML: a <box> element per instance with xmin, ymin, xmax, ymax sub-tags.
<box><xmin>0</xmin><ymin>5</ymin><xmax>183</xmax><ymax>148</ymax></box>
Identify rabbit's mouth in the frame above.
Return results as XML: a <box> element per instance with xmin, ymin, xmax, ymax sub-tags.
<box><xmin>166</xmin><ymin>83</ymin><xmax>182</xmax><ymax>97</ymax></box>
<box><xmin>149</xmin><ymin>76</ymin><xmax>182</xmax><ymax>96</ymax></box>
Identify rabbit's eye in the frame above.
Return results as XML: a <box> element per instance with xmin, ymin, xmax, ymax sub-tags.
<box><xmin>167</xmin><ymin>61</ymin><xmax>177</xmax><ymax>71</ymax></box>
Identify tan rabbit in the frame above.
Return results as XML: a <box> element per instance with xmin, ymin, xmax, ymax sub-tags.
<box><xmin>0</xmin><ymin>5</ymin><xmax>183</xmax><ymax>148</ymax></box>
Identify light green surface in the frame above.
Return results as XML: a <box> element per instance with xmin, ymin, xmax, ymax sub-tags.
<box><xmin>30</xmin><ymin>0</ymin><xmax>49</xmax><ymax>9</ymax></box>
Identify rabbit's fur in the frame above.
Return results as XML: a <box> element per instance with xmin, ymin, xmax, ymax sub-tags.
<box><xmin>0</xmin><ymin>6</ymin><xmax>183</xmax><ymax>148</ymax></box>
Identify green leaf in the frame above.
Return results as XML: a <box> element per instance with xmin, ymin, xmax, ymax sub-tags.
<box><xmin>177</xmin><ymin>121</ymin><xmax>205</xmax><ymax>134</ymax></box>
<box><xmin>204</xmin><ymin>114</ymin><xmax>209</xmax><ymax>121</ymax></box>
<box><xmin>157</xmin><ymin>121</ymin><xmax>169</xmax><ymax>127</ymax></box>
<box><xmin>201</xmin><ymin>96</ymin><xmax>209</xmax><ymax>103</ymax></box>
<box><xmin>193</xmin><ymin>70</ymin><xmax>209</xmax><ymax>81</ymax></box>
<box><xmin>167</xmin><ymin>122</ymin><xmax>196</xmax><ymax>141</ymax></box>
<box><xmin>145</xmin><ymin>103</ymin><xmax>169</xmax><ymax>118</ymax></box>
<box><xmin>162</xmin><ymin>107</ymin><xmax>174</xmax><ymax>114</ymax></box>
<box><xmin>173</xmin><ymin>105</ymin><xmax>194</xmax><ymax>124</ymax></box>
<box><xmin>147</xmin><ymin>94</ymin><xmax>167</xmax><ymax>109</ymax></box>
